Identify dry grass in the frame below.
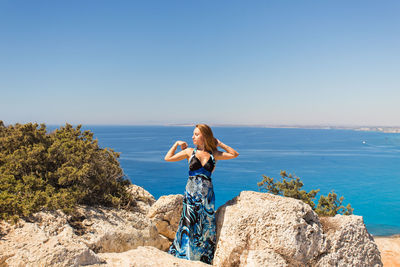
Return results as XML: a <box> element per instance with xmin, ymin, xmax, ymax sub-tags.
<box><xmin>319</xmin><ymin>216</ymin><xmax>339</xmax><ymax>234</ymax></box>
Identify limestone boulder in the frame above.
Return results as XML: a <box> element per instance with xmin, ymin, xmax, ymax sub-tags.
<box><xmin>213</xmin><ymin>191</ymin><xmax>328</xmax><ymax>266</ymax></box>
<box><xmin>316</xmin><ymin>215</ymin><xmax>382</xmax><ymax>267</ymax></box>
<box><xmin>147</xmin><ymin>194</ymin><xmax>183</xmax><ymax>243</ymax></box>
<box><xmin>237</xmin><ymin>248</ymin><xmax>288</xmax><ymax>267</ymax></box>
<box><xmin>73</xmin><ymin>205</ymin><xmax>170</xmax><ymax>253</ymax></box>
<box><xmin>0</xmin><ymin>204</ymin><xmax>169</xmax><ymax>266</ymax></box>
<box><xmin>127</xmin><ymin>184</ymin><xmax>156</xmax><ymax>214</ymax></box>
<box><xmin>213</xmin><ymin>191</ymin><xmax>383</xmax><ymax>267</ymax></box>
<box><xmin>0</xmin><ymin>211</ymin><xmax>102</xmax><ymax>267</ymax></box>
<box><xmin>90</xmin><ymin>246</ymin><xmax>209</xmax><ymax>267</ymax></box>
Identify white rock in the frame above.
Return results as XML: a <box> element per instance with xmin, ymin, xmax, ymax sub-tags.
<box><xmin>242</xmin><ymin>249</ymin><xmax>288</xmax><ymax>267</ymax></box>
<box><xmin>213</xmin><ymin>191</ymin><xmax>328</xmax><ymax>266</ymax></box>
<box><xmin>0</xmin><ymin>216</ymin><xmax>102</xmax><ymax>267</ymax></box>
<box><xmin>74</xmin><ymin>205</ymin><xmax>169</xmax><ymax>253</ymax></box>
<box><xmin>147</xmin><ymin>194</ymin><xmax>183</xmax><ymax>242</ymax></box>
<box><xmin>127</xmin><ymin>184</ymin><xmax>156</xmax><ymax>214</ymax></box>
<box><xmin>92</xmin><ymin>246</ymin><xmax>210</xmax><ymax>267</ymax></box>
<box><xmin>0</xmin><ymin>203</ymin><xmax>168</xmax><ymax>266</ymax></box>
<box><xmin>316</xmin><ymin>215</ymin><xmax>382</xmax><ymax>267</ymax></box>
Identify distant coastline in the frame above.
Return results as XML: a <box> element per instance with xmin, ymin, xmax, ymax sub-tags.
<box><xmin>164</xmin><ymin>123</ymin><xmax>400</xmax><ymax>133</ymax></box>
<box><xmin>354</xmin><ymin>127</ymin><xmax>400</xmax><ymax>134</ymax></box>
<box><xmin>5</xmin><ymin>122</ymin><xmax>400</xmax><ymax>134</ymax></box>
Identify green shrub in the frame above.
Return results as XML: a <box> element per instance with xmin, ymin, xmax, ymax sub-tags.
<box><xmin>0</xmin><ymin>121</ymin><xmax>135</xmax><ymax>222</ymax></box>
<box><xmin>314</xmin><ymin>190</ymin><xmax>353</xmax><ymax>216</ymax></box>
<box><xmin>257</xmin><ymin>170</ymin><xmax>353</xmax><ymax>216</ymax></box>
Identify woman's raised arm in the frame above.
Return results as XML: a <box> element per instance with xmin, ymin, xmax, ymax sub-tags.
<box><xmin>214</xmin><ymin>139</ymin><xmax>239</xmax><ymax>160</ymax></box>
<box><xmin>164</xmin><ymin>141</ymin><xmax>189</xmax><ymax>162</ymax></box>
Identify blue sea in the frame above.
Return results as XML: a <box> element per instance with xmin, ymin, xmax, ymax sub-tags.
<box><xmin>50</xmin><ymin>125</ymin><xmax>400</xmax><ymax>236</ymax></box>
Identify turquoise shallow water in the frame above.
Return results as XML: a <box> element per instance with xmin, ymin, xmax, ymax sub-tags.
<box><xmin>49</xmin><ymin>125</ymin><xmax>400</xmax><ymax>236</ymax></box>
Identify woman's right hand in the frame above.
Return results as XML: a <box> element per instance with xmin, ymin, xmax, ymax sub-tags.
<box><xmin>215</xmin><ymin>138</ymin><xmax>221</xmax><ymax>147</ymax></box>
<box><xmin>176</xmin><ymin>141</ymin><xmax>188</xmax><ymax>150</ymax></box>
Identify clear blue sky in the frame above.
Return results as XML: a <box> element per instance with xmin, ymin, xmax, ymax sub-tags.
<box><xmin>1</xmin><ymin>1</ymin><xmax>399</xmax><ymax>126</ymax></box>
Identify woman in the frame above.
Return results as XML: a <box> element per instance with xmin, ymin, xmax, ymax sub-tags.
<box><xmin>164</xmin><ymin>124</ymin><xmax>239</xmax><ymax>264</ymax></box>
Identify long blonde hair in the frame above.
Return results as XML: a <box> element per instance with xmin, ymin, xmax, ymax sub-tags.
<box><xmin>195</xmin><ymin>124</ymin><xmax>217</xmax><ymax>153</ymax></box>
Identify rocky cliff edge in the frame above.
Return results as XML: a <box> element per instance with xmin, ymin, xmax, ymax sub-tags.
<box><xmin>0</xmin><ymin>185</ymin><xmax>383</xmax><ymax>267</ymax></box>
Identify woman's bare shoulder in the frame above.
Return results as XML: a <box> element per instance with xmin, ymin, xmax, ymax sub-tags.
<box><xmin>185</xmin><ymin>147</ymin><xmax>195</xmax><ymax>161</ymax></box>
<box><xmin>186</xmin><ymin>147</ymin><xmax>195</xmax><ymax>155</ymax></box>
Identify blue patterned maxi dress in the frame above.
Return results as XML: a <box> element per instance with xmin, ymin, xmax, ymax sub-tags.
<box><xmin>168</xmin><ymin>148</ymin><xmax>217</xmax><ymax>264</ymax></box>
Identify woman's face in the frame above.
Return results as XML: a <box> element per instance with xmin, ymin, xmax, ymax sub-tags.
<box><xmin>192</xmin><ymin>127</ymin><xmax>204</xmax><ymax>147</ymax></box>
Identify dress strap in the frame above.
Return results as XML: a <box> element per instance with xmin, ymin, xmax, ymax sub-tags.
<box><xmin>210</xmin><ymin>153</ymin><xmax>215</xmax><ymax>164</ymax></box>
<box><xmin>191</xmin><ymin>148</ymin><xmax>197</xmax><ymax>159</ymax></box>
